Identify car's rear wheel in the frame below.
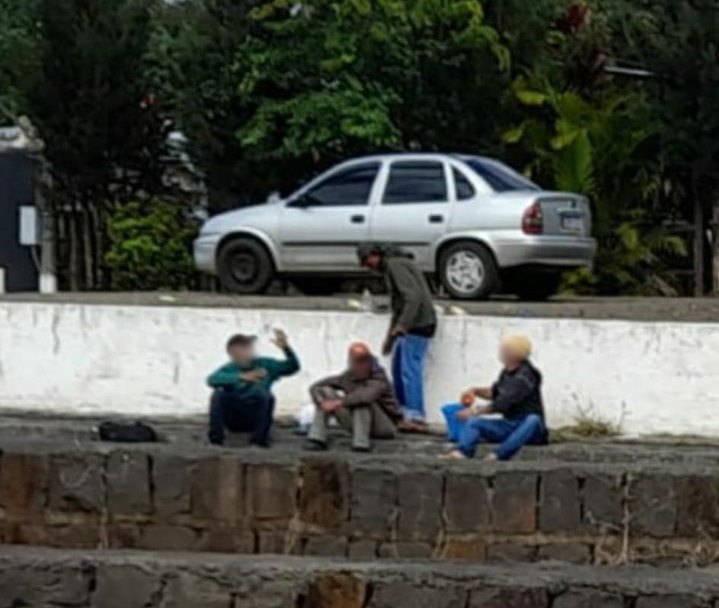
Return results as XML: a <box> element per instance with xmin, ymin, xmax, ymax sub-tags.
<box><xmin>217</xmin><ymin>237</ymin><xmax>274</xmax><ymax>294</ymax></box>
<box><xmin>439</xmin><ymin>241</ymin><xmax>499</xmax><ymax>300</ymax></box>
<box><xmin>512</xmin><ymin>272</ymin><xmax>562</xmax><ymax>301</ymax></box>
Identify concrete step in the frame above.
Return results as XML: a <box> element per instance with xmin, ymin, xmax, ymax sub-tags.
<box><xmin>1</xmin><ymin>544</ymin><xmax>719</xmax><ymax>608</ymax></box>
<box><xmin>2</xmin><ymin>435</ymin><xmax>719</xmax><ymax>567</ymax></box>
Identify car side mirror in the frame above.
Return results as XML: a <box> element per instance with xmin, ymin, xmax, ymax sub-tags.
<box><xmin>289</xmin><ymin>195</ymin><xmax>311</xmax><ymax>209</ymax></box>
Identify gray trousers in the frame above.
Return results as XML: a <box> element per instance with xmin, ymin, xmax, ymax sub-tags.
<box><xmin>308</xmin><ymin>388</ymin><xmax>396</xmax><ymax>449</ymax></box>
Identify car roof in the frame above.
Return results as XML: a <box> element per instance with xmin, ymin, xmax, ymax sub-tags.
<box><xmin>338</xmin><ymin>152</ymin><xmax>495</xmax><ymax>165</ymax></box>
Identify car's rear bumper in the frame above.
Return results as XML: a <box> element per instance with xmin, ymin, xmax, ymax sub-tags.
<box><xmin>193</xmin><ymin>234</ymin><xmax>221</xmax><ymax>274</ymax></box>
<box><xmin>494</xmin><ymin>235</ymin><xmax>597</xmax><ymax>269</ymax></box>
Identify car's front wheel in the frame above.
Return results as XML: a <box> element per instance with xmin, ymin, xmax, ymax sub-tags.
<box><xmin>217</xmin><ymin>237</ymin><xmax>274</xmax><ymax>294</ymax></box>
<box><xmin>439</xmin><ymin>241</ymin><xmax>499</xmax><ymax>300</ymax></box>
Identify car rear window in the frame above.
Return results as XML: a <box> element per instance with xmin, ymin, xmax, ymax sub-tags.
<box><xmin>464</xmin><ymin>157</ymin><xmax>541</xmax><ymax>193</ymax></box>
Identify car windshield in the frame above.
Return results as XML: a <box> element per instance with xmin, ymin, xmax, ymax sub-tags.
<box><xmin>463</xmin><ymin>157</ymin><xmax>541</xmax><ymax>192</ymax></box>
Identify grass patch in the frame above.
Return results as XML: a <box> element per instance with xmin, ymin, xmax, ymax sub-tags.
<box><xmin>553</xmin><ymin>414</ymin><xmax>622</xmax><ymax>442</ymax></box>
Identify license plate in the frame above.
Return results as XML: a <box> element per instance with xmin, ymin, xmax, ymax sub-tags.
<box><xmin>561</xmin><ymin>216</ymin><xmax>584</xmax><ymax>233</ymax></box>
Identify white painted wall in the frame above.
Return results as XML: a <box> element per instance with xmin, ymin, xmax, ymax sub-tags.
<box><xmin>0</xmin><ymin>302</ymin><xmax>716</xmax><ymax>436</ymax></box>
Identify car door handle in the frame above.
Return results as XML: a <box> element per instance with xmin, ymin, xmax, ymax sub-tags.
<box><xmin>428</xmin><ymin>214</ymin><xmax>444</xmax><ymax>224</ymax></box>
<box><xmin>350</xmin><ymin>214</ymin><xmax>366</xmax><ymax>224</ymax></box>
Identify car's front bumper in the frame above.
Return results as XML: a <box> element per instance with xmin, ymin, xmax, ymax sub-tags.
<box><xmin>193</xmin><ymin>234</ymin><xmax>222</xmax><ymax>275</ymax></box>
<box><xmin>494</xmin><ymin>235</ymin><xmax>597</xmax><ymax>269</ymax></box>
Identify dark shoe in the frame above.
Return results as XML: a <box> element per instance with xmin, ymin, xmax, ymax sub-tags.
<box><xmin>304</xmin><ymin>439</ymin><xmax>328</xmax><ymax>452</ymax></box>
<box><xmin>351</xmin><ymin>445</ymin><xmax>372</xmax><ymax>453</ymax></box>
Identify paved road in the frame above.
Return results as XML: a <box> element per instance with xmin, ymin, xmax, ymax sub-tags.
<box><xmin>1</xmin><ymin>291</ymin><xmax>719</xmax><ymax>322</ymax></box>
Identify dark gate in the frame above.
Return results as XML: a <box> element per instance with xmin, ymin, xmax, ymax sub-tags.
<box><xmin>0</xmin><ymin>150</ymin><xmax>38</xmax><ymax>291</ymax></box>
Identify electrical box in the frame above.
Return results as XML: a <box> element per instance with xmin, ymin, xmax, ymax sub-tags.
<box><xmin>19</xmin><ymin>205</ymin><xmax>39</xmax><ymax>246</ymax></box>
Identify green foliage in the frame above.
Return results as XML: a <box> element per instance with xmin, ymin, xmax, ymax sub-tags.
<box><xmin>0</xmin><ymin>0</ymin><xmax>40</xmax><ymax>119</ymax></box>
<box><xmin>105</xmin><ymin>200</ymin><xmax>198</xmax><ymax>290</ymax></box>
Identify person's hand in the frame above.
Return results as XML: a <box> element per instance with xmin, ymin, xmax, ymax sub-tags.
<box><xmin>456</xmin><ymin>406</ymin><xmax>476</xmax><ymax>422</ymax></box>
<box><xmin>320</xmin><ymin>399</ymin><xmax>343</xmax><ymax>413</ymax></box>
<box><xmin>460</xmin><ymin>390</ymin><xmax>475</xmax><ymax>407</ymax></box>
<box><xmin>390</xmin><ymin>325</ymin><xmax>406</xmax><ymax>338</ymax></box>
<box><xmin>272</xmin><ymin>328</ymin><xmax>289</xmax><ymax>350</ymax></box>
<box><xmin>240</xmin><ymin>368</ymin><xmax>267</xmax><ymax>383</ymax></box>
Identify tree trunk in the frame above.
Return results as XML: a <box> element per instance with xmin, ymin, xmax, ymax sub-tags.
<box><xmin>82</xmin><ymin>206</ymin><xmax>94</xmax><ymax>290</ymax></box>
<box><xmin>68</xmin><ymin>205</ymin><xmax>79</xmax><ymax>291</ymax></box>
<box><xmin>712</xmin><ymin>201</ymin><xmax>719</xmax><ymax>295</ymax></box>
<box><xmin>693</xmin><ymin>176</ymin><xmax>705</xmax><ymax>297</ymax></box>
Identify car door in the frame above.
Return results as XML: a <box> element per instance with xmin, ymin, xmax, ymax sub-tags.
<box><xmin>278</xmin><ymin>162</ymin><xmax>380</xmax><ymax>271</ymax></box>
<box><xmin>369</xmin><ymin>159</ymin><xmax>452</xmax><ymax>269</ymax></box>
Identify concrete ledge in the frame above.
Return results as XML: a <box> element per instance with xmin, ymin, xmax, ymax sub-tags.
<box><xmin>1</xmin><ymin>301</ymin><xmax>719</xmax><ymax>436</ymax></box>
<box><xmin>3</xmin><ymin>436</ymin><xmax>719</xmax><ymax>567</ymax></box>
<box><xmin>1</xmin><ymin>545</ymin><xmax>719</xmax><ymax>607</ymax></box>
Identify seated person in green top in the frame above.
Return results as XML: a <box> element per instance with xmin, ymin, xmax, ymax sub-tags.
<box><xmin>207</xmin><ymin>329</ymin><xmax>300</xmax><ymax>447</ymax></box>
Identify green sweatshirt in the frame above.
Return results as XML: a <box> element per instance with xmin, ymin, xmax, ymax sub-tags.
<box><xmin>206</xmin><ymin>348</ymin><xmax>300</xmax><ymax>393</ymax></box>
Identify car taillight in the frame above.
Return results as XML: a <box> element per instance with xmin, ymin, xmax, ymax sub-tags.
<box><xmin>522</xmin><ymin>202</ymin><xmax>543</xmax><ymax>235</ymax></box>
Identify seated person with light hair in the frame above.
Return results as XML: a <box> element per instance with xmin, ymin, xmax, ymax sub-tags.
<box><xmin>441</xmin><ymin>334</ymin><xmax>548</xmax><ymax>461</ymax></box>
<box><xmin>305</xmin><ymin>342</ymin><xmax>402</xmax><ymax>452</ymax></box>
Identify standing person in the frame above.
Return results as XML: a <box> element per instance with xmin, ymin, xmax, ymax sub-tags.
<box><xmin>206</xmin><ymin>329</ymin><xmax>300</xmax><ymax>447</ymax></box>
<box><xmin>357</xmin><ymin>243</ymin><xmax>437</xmax><ymax>432</ymax></box>
<box><xmin>305</xmin><ymin>342</ymin><xmax>402</xmax><ymax>452</ymax></box>
<box><xmin>441</xmin><ymin>334</ymin><xmax>548</xmax><ymax>461</ymax></box>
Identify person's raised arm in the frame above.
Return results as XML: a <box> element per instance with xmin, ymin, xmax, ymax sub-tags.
<box><xmin>270</xmin><ymin>329</ymin><xmax>301</xmax><ymax>376</ymax></box>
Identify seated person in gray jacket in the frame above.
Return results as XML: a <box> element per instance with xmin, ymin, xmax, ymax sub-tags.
<box><xmin>305</xmin><ymin>342</ymin><xmax>402</xmax><ymax>452</ymax></box>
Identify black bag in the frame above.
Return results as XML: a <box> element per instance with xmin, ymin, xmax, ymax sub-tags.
<box><xmin>98</xmin><ymin>421</ymin><xmax>159</xmax><ymax>443</ymax></box>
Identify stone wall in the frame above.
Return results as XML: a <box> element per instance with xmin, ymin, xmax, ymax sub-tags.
<box><xmin>1</xmin><ymin>545</ymin><xmax>719</xmax><ymax>608</ymax></box>
<box><xmin>2</xmin><ymin>442</ymin><xmax>719</xmax><ymax>566</ymax></box>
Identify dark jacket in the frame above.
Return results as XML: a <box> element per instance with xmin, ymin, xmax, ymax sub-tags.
<box><xmin>382</xmin><ymin>250</ymin><xmax>437</xmax><ymax>336</ymax></box>
<box><xmin>310</xmin><ymin>358</ymin><xmax>402</xmax><ymax>422</ymax></box>
<box><xmin>491</xmin><ymin>360</ymin><xmax>547</xmax><ymax>440</ymax></box>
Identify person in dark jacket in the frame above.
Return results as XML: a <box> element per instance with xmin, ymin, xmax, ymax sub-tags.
<box><xmin>357</xmin><ymin>243</ymin><xmax>437</xmax><ymax>431</ymax></box>
<box><xmin>305</xmin><ymin>342</ymin><xmax>402</xmax><ymax>452</ymax></box>
<box><xmin>441</xmin><ymin>334</ymin><xmax>548</xmax><ymax>461</ymax></box>
<box><xmin>207</xmin><ymin>329</ymin><xmax>300</xmax><ymax>447</ymax></box>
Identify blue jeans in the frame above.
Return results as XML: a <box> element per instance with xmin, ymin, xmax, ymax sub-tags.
<box><xmin>208</xmin><ymin>389</ymin><xmax>276</xmax><ymax>447</ymax></box>
<box><xmin>442</xmin><ymin>402</ymin><xmax>467</xmax><ymax>442</ymax></box>
<box><xmin>457</xmin><ymin>414</ymin><xmax>546</xmax><ymax>460</ymax></box>
<box><xmin>392</xmin><ymin>333</ymin><xmax>430</xmax><ymax>422</ymax></box>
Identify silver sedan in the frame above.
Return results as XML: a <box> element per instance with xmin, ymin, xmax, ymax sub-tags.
<box><xmin>194</xmin><ymin>153</ymin><xmax>596</xmax><ymax>300</ymax></box>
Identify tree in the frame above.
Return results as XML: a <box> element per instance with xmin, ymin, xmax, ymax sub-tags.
<box><xmin>153</xmin><ymin>0</ymin><xmax>510</xmax><ymax>209</ymax></box>
<box><xmin>0</xmin><ymin>0</ymin><xmax>40</xmax><ymax>120</ymax></box>
<box><xmin>28</xmin><ymin>0</ymin><xmax>174</xmax><ymax>289</ymax></box>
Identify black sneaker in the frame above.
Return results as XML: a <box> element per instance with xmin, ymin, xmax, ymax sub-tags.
<box><xmin>304</xmin><ymin>439</ymin><xmax>329</xmax><ymax>451</ymax></box>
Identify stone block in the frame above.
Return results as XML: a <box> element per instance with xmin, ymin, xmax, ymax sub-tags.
<box><xmin>307</xmin><ymin>573</ymin><xmax>366</xmax><ymax>608</ymax></box>
<box><xmin>257</xmin><ymin>530</ymin><xmax>301</xmax><ymax>554</ymax></box>
<box><xmin>369</xmin><ymin>583</ymin><xmax>466</xmax><ymax>608</ymax></box>
<box><xmin>636</xmin><ymin>595</ymin><xmax>706</xmax><ymax>608</ymax></box>
<box><xmin>492</xmin><ymin>472</ymin><xmax>537</xmax><ymax>534</ymax></box>
<box><xmin>397</xmin><ymin>471</ymin><xmax>442</xmax><ymax>541</ymax></box>
<box><xmin>190</xmin><ymin>455</ymin><xmax>242</xmax><ymax>522</ymax></box>
<box><xmin>198</xmin><ymin>526</ymin><xmax>255</xmax><ymax>553</ymax></box>
<box><xmin>106</xmin><ymin>451</ymin><xmax>151</xmax><ymax>516</ymax></box>
<box><xmin>299</xmin><ymin>458</ymin><xmax>348</xmax><ymax>529</ymax></box>
<box><xmin>0</xmin><ymin>563</ymin><xmax>91</xmax><ymax>607</ymax></box>
<box><xmin>441</xmin><ymin>536</ymin><xmax>487</xmax><ymax>561</ymax></box>
<box><xmin>444</xmin><ymin>473</ymin><xmax>491</xmax><ymax>533</ymax></box>
<box><xmin>583</xmin><ymin>473</ymin><xmax>624</xmax><ymax>529</ymax></box>
<box><xmin>108</xmin><ymin>522</ymin><xmax>141</xmax><ymax>549</ymax></box>
<box><xmin>246</xmin><ymin>463</ymin><xmax>296</xmax><ymax>522</ymax></box>
<box><xmin>303</xmin><ymin>535</ymin><xmax>348</xmax><ymax>557</ymax></box>
<box><xmin>537</xmin><ymin>542</ymin><xmax>591</xmax><ymax>564</ymax></box>
<box><xmin>0</xmin><ymin>452</ymin><xmax>48</xmax><ymax>517</ymax></box>
<box><xmin>486</xmin><ymin>542</ymin><xmax>536</xmax><ymax>561</ymax></box>
<box><xmin>137</xmin><ymin>524</ymin><xmax>198</xmax><ymax>551</ymax></box>
<box><xmin>15</xmin><ymin>522</ymin><xmax>101</xmax><ymax>549</ymax></box>
<box><xmin>676</xmin><ymin>475</ymin><xmax>719</xmax><ymax>538</ymax></box>
<box><xmin>539</xmin><ymin>470</ymin><xmax>580</xmax><ymax>533</ymax></box>
<box><xmin>163</xmin><ymin>572</ymin><xmax>231</xmax><ymax>608</ymax></box>
<box><xmin>93</xmin><ymin>564</ymin><xmax>158</xmax><ymax>608</ymax></box>
<box><xmin>48</xmin><ymin>453</ymin><xmax>104</xmax><ymax>513</ymax></box>
<box><xmin>553</xmin><ymin>590</ymin><xmax>624</xmax><ymax>608</ymax></box>
<box><xmin>378</xmin><ymin>541</ymin><xmax>433</xmax><ymax>558</ymax></box>
<box><xmin>631</xmin><ymin>474</ymin><xmax>677</xmax><ymax>538</ymax></box>
<box><xmin>348</xmin><ymin>539</ymin><xmax>377</xmax><ymax>558</ymax></box>
<box><xmin>349</xmin><ymin>468</ymin><xmax>396</xmax><ymax>537</ymax></box>
<box><xmin>469</xmin><ymin>587</ymin><xmax>549</xmax><ymax>608</ymax></box>
<box><xmin>152</xmin><ymin>454</ymin><xmax>194</xmax><ymax>517</ymax></box>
